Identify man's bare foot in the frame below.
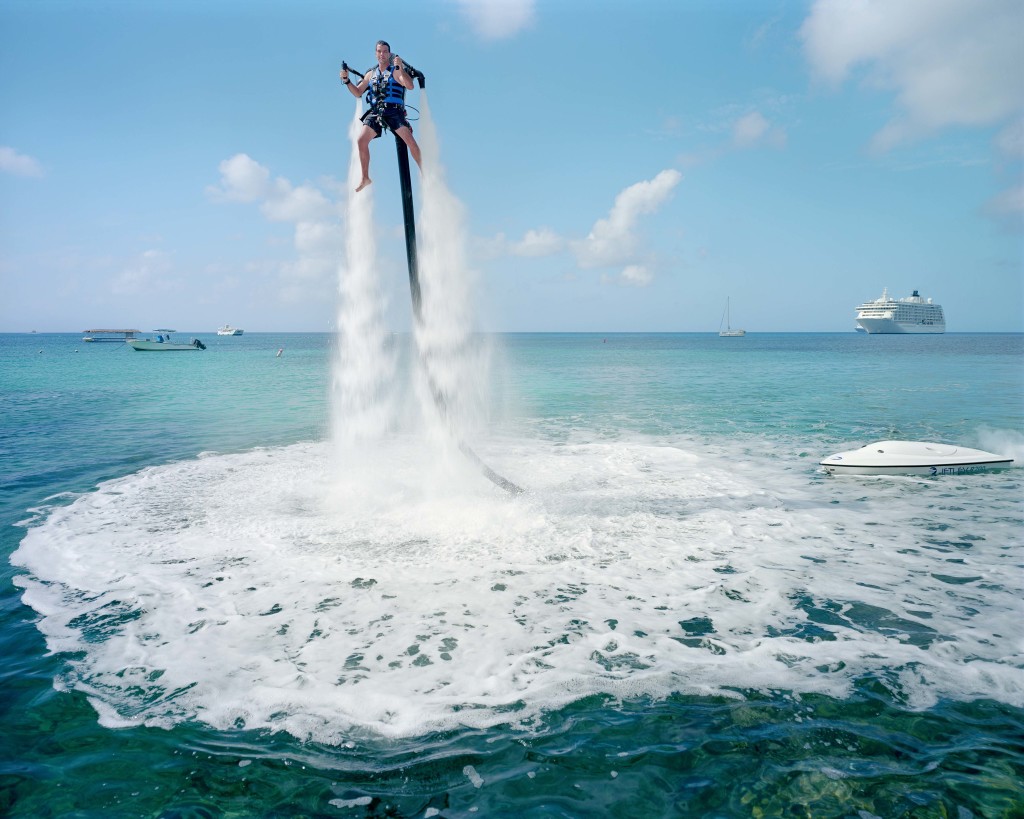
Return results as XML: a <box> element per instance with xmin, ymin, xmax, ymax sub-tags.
<box><xmin>355</xmin><ymin>178</ymin><xmax>372</xmax><ymax>192</ymax></box>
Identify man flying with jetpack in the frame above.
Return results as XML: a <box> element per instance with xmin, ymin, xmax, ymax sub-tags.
<box><xmin>340</xmin><ymin>39</ymin><xmax>422</xmax><ymax>192</ymax></box>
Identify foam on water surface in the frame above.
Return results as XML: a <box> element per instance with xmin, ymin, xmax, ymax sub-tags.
<box><xmin>12</xmin><ymin>435</ymin><xmax>1023</xmax><ymax>742</ymax></box>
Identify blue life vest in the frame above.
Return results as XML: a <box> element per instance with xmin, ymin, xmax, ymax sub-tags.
<box><xmin>367</xmin><ymin>67</ymin><xmax>405</xmax><ymax>108</ymax></box>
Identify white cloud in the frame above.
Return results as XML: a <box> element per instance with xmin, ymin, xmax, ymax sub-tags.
<box><xmin>261</xmin><ymin>180</ymin><xmax>336</xmax><ymax>223</ymax></box>
<box><xmin>480</xmin><ymin>172</ymin><xmax>682</xmax><ymax>285</ymax></box>
<box><xmin>456</xmin><ymin>0</ymin><xmax>535</xmax><ymax>40</ymax></box>
<box><xmin>800</xmin><ymin>0</ymin><xmax>1024</xmax><ymax>151</ymax></box>
<box><xmin>208</xmin><ymin>155</ymin><xmax>336</xmax><ymax>222</ymax></box>
<box><xmin>0</xmin><ymin>146</ymin><xmax>43</xmax><ymax>177</ymax></box>
<box><xmin>208</xmin><ymin>154</ymin><xmax>344</xmax><ymax>294</ymax></box>
<box><xmin>984</xmin><ymin>182</ymin><xmax>1023</xmax><ymax>233</ymax></box>
<box><xmin>281</xmin><ymin>254</ymin><xmax>335</xmax><ymax>284</ymax></box>
<box><xmin>572</xmin><ymin>169</ymin><xmax>682</xmax><ymax>269</ymax></box>
<box><xmin>733</xmin><ymin>112</ymin><xmax>769</xmax><ymax>147</ymax></box>
<box><xmin>205</xmin><ymin>154</ymin><xmax>270</xmax><ymax>203</ymax></box>
<box><xmin>286</xmin><ymin>221</ymin><xmax>345</xmax><ymax>285</ymax></box>
<box><xmin>477</xmin><ymin>227</ymin><xmax>565</xmax><ymax>260</ymax></box>
<box><xmin>680</xmin><ymin>100</ymin><xmax>791</xmax><ymax>166</ymax></box>
<box><xmin>995</xmin><ymin>120</ymin><xmax>1024</xmax><ymax>159</ymax></box>
<box><xmin>732</xmin><ymin>111</ymin><xmax>787</xmax><ymax>149</ymax></box>
<box><xmin>111</xmin><ymin>249</ymin><xmax>173</xmax><ymax>295</ymax></box>
<box><xmin>750</xmin><ymin>14</ymin><xmax>784</xmax><ymax>49</ymax></box>
<box><xmin>987</xmin><ymin>183</ymin><xmax>1023</xmax><ymax>214</ymax></box>
<box><xmin>619</xmin><ymin>265</ymin><xmax>653</xmax><ymax>287</ymax></box>
<box><xmin>294</xmin><ymin>220</ymin><xmax>343</xmax><ymax>257</ymax></box>
<box><xmin>510</xmin><ymin>227</ymin><xmax>564</xmax><ymax>257</ymax></box>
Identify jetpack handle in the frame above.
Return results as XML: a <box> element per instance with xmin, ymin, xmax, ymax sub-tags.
<box><xmin>340</xmin><ymin>60</ymin><xmax>366</xmax><ymax>83</ymax></box>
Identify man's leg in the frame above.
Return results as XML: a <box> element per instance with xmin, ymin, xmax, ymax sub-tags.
<box><xmin>356</xmin><ymin>126</ymin><xmax>375</xmax><ymax>191</ymax></box>
<box><xmin>394</xmin><ymin>126</ymin><xmax>422</xmax><ymax>168</ymax></box>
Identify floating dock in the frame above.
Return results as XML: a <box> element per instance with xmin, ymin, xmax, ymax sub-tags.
<box><xmin>82</xmin><ymin>329</ymin><xmax>139</xmax><ymax>342</ymax></box>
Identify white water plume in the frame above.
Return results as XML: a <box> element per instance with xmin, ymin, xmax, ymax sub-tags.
<box><xmin>414</xmin><ymin>92</ymin><xmax>493</xmax><ymax>446</ymax></box>
<box><xmin>331</xmin><ymin>92</ymin><xmax>500</xmax><ymax>494</ymax></box>
<box><xmin>332</xmin><ymin>103</ymin><xmax>397</xmax><ymax>449</ymax></box>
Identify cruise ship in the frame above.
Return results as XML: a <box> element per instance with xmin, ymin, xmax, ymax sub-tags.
<box><xmin>854</xmin><ymin>288</ymin><xmax>945</xmax><ymax>334</ymax></box>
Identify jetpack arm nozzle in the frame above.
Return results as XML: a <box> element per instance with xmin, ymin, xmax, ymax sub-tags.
<box><xmin>398</xmin><ymin>60</ymin><xmax>425</xmax><ymax>88</ymax></box>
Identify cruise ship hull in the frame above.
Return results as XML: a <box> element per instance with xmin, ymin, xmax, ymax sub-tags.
<box><xmin>855</xmin><ymin>318</ymin><xmax>945</xmax><ymax>334</ymax></box>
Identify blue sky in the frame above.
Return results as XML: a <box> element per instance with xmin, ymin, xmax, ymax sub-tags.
<box><xmin>1</xmin><ymin>0</ymin><xmax>1021</xmax><ymax>333</ymax></box>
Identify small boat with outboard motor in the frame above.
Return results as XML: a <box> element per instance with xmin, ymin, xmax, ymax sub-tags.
<box><xmin>820</xmin><ymin>440</ymin><xmax>1013</xmax><ymax>476</ymax></box>
<box><xmin>127</xmin><ymin>330</ymin><xmax>206</xmax><ymax>351</ymax></box>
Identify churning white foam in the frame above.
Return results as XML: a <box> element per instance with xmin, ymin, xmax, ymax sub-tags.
<box><xmin>12</xmin><ymin>436</ymin><xmax>1024</xmax><ymax>741</ymax></box>
<box><xmin>977</xmin><ymin>427</ymin><xmax>1024</xmax><ymax>466</ymax></box>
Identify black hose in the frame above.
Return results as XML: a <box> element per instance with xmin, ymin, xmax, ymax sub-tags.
<box><xmin>394</xmin><ymin>137</ymin><xmax>522</xmax><ymax>496</ymax></box>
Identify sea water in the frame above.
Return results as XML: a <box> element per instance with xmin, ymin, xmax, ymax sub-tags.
<box><xmin>3</xmin><ymin>331</ymin><xmax>1022</xmax><ymax>817</ymax></box>
<box><xmin>4</xmin><ymin>117</ymin><xmax>1024</xmax><ymax>819</ymax></box>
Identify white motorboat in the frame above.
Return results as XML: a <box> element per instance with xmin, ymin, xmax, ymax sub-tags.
<box><xmin>217</xmin><ymin>325</ymin><xmax>244</xmax><ymax>336</ymax></box>
<box><xmin>854</xmin><ymin>288</ymin><xmax>945</xmax><ymax>334</ymax></box>
<box><xmin>127</xmin><ymin>330</ymin><xmax>206</xmax><ymax>351</ymax></box>
<box><xmin>820</xmin><ymin>440</ymin><xmax>1013</xmax><ymax>476</ymax></box>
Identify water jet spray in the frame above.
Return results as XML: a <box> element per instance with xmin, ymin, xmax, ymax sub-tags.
<box><xmin>342</xmin><ymin>59</ymin><xmax>523</xmax><ymax>496</ymax></box>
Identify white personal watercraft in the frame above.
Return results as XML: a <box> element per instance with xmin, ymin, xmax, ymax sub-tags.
<box><xmin>820</xmin><ymin>440</ymin><xmax>1013</xmax><ymax>476</ymax></box>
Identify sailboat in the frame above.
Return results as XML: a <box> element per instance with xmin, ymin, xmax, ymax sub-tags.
<box><xmin>719</xmin><ymin>298</ymin><xmax>746</xmax><ymax>337</ymax></box>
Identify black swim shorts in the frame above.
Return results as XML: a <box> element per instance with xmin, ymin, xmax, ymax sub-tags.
<box><xmin>361</xmin><ymin>106</ymin><xmax>411</xmax><ymax>137</ymax></box>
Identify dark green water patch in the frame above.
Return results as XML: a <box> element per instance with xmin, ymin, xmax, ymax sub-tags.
<box><xmin>789</xmin><ymin>594</ymin><xmax>943</xmax><ymax>649</ymax></box>
<box><xmin>3</xmin><ymin>683</ymin><xmax>1022</xmax><ymax>817</ymax></box>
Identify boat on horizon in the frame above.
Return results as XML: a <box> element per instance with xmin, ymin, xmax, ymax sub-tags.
<box><xmin>719</xmin><ymin>298</ymin><xmax>745</xmax><ymax>337</ymax></box>
<box><xmin>217</xmin><ymin>325</ymin><xmax>243</xmax><ymax>336</ymax></box>
<box><xmin>854</xmin><ymin>288</ymin><xmax>945</xmax><ymax>334</ymax></box>
<box><xmin>127</xmin><ymin>330</ymin><xmax>206</xmax><ymax>351</ymax></box>
<box><xmin>83</xmin><ymin>329</ymin><xmax>139</xmax><ymax>343</ymax></box>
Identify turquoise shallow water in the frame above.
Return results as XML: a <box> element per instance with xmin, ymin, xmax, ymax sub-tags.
<box><xmin>2</xmin><ymin>331</ymin><xmax>1023</xmax><ymax>817</ymax></box>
